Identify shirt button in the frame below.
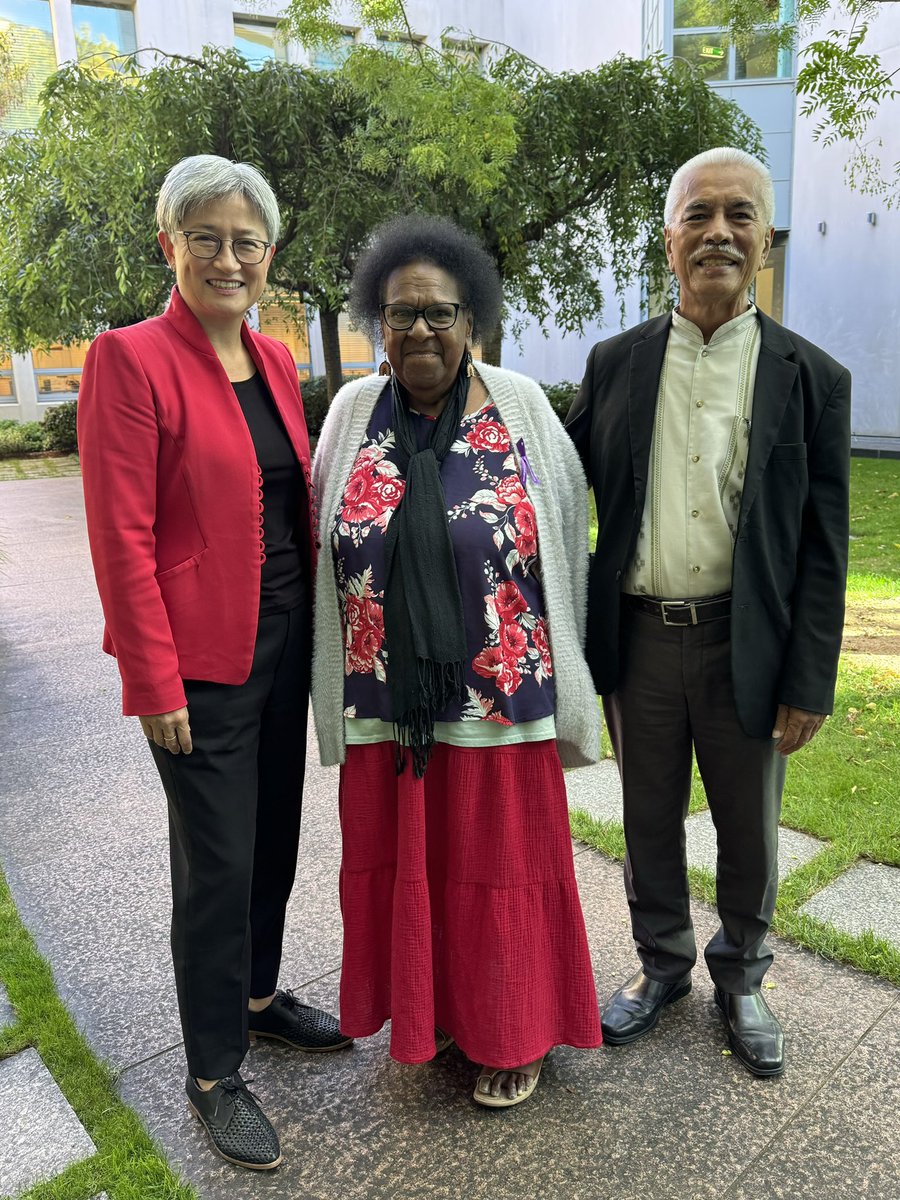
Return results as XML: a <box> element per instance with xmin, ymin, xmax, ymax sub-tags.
<box><xmin>696</xmin><ymin>400</ymin><xmax>704</xmax><ymax>408</ymax></box>
<box><xmin>692</xmin><ymin>564</ymin><xmax>701</xmax><ymax>573</ymax></box>
<box><xmin>701</xmin><ymin>349</ymin><xmax>709</xmax><ymax>357</ymax></box>
<box><xmin>691</xmin><ymin>510</ymin><xmax>699</xmax><ymax>518</ymax></box>
<box><xmin>692</xmin><ymin>455</ymin><xmax>700</xmax><ymax>463</ymax></box>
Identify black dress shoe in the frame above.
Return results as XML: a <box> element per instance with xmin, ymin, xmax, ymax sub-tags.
<box><xmin>248</xmin><ymin>990</ymin><xmax>352</xmax><ymax>1052</ymax></box>
<box><xmin>714</xmin><ymin>986</ymin><xmax>785</xmax><ymax>1077</ymax></box>
<box><xmin>186</xmin><ymin>1072</ymin><xmax>281</xmax><ymax>1170</ymax></box>
<box><xmin>601</xmin><ymin>969</ymin><xmax>692</xmax><ymax>1045</ymax></box>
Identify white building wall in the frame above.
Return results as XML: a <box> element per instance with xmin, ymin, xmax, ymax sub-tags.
<box><xmin>786</xmin><ymin>8</ymin><xmax>900</xmax><ymax>444</ymax></box>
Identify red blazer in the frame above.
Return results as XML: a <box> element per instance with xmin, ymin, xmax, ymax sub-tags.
<box><xmin>78</xmin><ymin>287</ymin><xmax>317</xmax><ymax>716</ymax></box>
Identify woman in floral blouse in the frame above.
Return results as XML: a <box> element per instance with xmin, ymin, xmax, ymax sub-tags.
<box><xmin>312</xmin><ymin>215</ymin><xmax>602</xmax><ymax>1108</ymax></box>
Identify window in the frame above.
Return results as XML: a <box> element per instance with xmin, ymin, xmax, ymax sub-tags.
<box><xmin>375</xmin><ymin>32</ymin><xmax>425</xmax><ymax>56</ymax></box>
<box><xmin>72</xmin><ymin>2</ymin><xmax>136</xmax><ymax>72</ymax></box>
<box><xmin>233</xmin><ymin>17</ymin><xmax>287</xmax><ymax>67</ymax></box>
<box><xmin>310</xmin><ymin>29</ymin><xmax>355</xmax><ymax>71</ymax></box>
<box><xmin>672</xmin><ymin>1</ymin><xmax>791</xmax><ymax>82</ymax></box>
<box><xmin>442</xmin><ymin>37</ymin><xmax>487</xmax><ymax>72</ymax></box>
<box><xmin>0</xmin><ymin>0</ymin><xmax>56</xmax><ymax>131</ymax></box>
<box><xmin>0</xmin><ymin>353</ymin><xmax>14</xmax><ymax>402</ymax></box>
<box><xmin>258</xmin><ymin>299</ymin><xmax>312</xmax><ymax>380</ymax></box>
<box><xmin>32</xmin><ymin>343</ymin><xmax>90</xmax><ymax>400</ymax></box>
<box><xmin>338</xmin><ymin>313</ymin><xmax>375</xmax><ymax>377</ymax></box>
<box><xmin>753</xmin><ymin>236</ymin><xmax>786</xmax><ymax>323</ymax></box>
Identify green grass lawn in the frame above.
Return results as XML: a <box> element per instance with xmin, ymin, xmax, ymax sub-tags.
<box><xmin>0</xmin><ymin>870</ymin><xmax>197</xmax><ymax>1200</ymax></box>
<box><xmin>576</xmin><ymin>455</ymin><xmax>900</xmax><ymax>983</ymax></box>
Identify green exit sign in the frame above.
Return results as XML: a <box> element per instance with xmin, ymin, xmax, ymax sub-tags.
<box><xmin>700</xmin><ymin>45</ymin><xmax>726</xmax><ymax>59</ymax></box>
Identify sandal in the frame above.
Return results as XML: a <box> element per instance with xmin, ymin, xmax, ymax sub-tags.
<box><xmin>434</xmin><ymin>1026</ymin><xmax>454</xmax><ymax>1055</ymax></box>
<box><xmin>473</xmin><ymin>1056</ymin><xmax>544</xmax><ymax>1109</ymax></box>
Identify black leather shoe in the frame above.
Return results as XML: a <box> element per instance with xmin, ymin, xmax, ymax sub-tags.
<box><xmin>186</xmin><ymin>1072</ymin><xmax>281</xmax><ymax>1170</ymax></box>
<box><xmin>248</xmin><ymin>990</ymin><xmax>352</xmax><ymax>1052</ymax></box>
<box><xmin>601</xmin><ymin>969</ymin><xmax>692</xmax><ymax>1045</ymax></box>
<box><xmin>714</xmin><ymin>986</ymin><xmax>785</xmax><ymax>1077</ymax></box>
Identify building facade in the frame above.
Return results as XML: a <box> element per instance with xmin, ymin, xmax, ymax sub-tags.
<box><xmin>1</xmin><ymin>0</ymin><xmax>897</xmax><ymax>448</ymax></box>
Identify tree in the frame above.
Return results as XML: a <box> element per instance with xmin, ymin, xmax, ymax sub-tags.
<box><xmin>282</xmin><ymin>0</ymin><xmax>762</xmax><ymax>362</ymax></box>
<box><xmin>714</xmin><ymin>1</ymin><xmax>900</xmax><ymax>205</ymax></box>
<box><xmin>0</xmin><ymin>28</ymin><xmax>28</xmax><ymax>119</ymax></box>
<box><xmin>0</xmin><ymin>49</ymin><xmax>422</xmax><ymax>397</ymax></box>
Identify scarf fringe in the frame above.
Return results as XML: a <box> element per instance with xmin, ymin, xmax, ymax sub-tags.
<box><xmin>393</xmin><ymin>659</ymin><xmax>465</xmax><ymax>777</ymax></box>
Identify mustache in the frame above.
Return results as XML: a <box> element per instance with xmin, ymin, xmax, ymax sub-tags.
<box><xmin>690</xmin><ymin>242</ymin><xmax>746</xmax><ymax>265</ymax></box>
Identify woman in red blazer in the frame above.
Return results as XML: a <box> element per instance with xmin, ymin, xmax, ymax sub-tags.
<box><xmin>78</xmin><ymin>155</ymin><xmax>349</xmax><ymax>1172</ymax></box>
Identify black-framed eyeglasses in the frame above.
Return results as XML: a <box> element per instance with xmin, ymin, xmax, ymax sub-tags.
<box><xmin>380</xmin><ymin>302</ymin><xmax>467</xmax><ymax>331</ymax></box>
<box><xmin>177</xmin><ymin>230</ymin><xmax>272</xmax><ymax>265</ymax></box>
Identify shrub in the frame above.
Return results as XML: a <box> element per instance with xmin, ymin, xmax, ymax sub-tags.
<box><xmin>0</xmin><ymin>421</ymin><xmax>44</xmax><ymax>458</ymax></box>
<box><xmin>41</xmin><ymin>400</ymin><xmax>78</xmax><ymax>452</ymax></box>
<box><xmin>540</xmin><ymin>380</ymin><xmax>579</xmax><ymax>423</ymax></box>
<box><xmin>301</xmin><ymin>373</ymin><xmax>360</xmax><ymax>438</ymax></box>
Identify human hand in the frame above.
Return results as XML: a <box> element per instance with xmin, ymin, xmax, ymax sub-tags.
<box><xmin>139</xmin><ymin>707</ymin><xmax>192</xmax><ymax>755</ymax></box>
<box><xmin>771</xmin><ymin>704</ymin><xmax>825</xmax><ymax>756</ymax></box>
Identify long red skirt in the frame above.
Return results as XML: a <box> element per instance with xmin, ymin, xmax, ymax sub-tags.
<box><xmin>337</xmin><ymin>739</ymin><xmax>602</xmax><ymax>1067</ymax></box>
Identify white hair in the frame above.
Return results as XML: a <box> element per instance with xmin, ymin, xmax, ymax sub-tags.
<box><xmin>156</xmin><ymin>154</ymin><xmax>281</xmax><ymax>242</ymax></box>
<box><xmin>664</xmin><ymin>147</ymin><xmax>775</xmax><ymax>227</ymax></box>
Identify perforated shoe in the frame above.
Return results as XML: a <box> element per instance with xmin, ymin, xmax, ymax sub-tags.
<box><xmin>186</xmin><ymin>1072</ymin><xmax>281</xmax><ymax>1170</ymax></box>
<box><xmin>248</xmin><ymin>989</ymin><xmax>352</xmax><ymax>1052</ymax></box>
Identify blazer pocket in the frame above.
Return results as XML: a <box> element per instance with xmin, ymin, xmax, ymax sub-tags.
<box><xmin>155</xmin><ymin>548</ymin><xmax>207</xmax><ymax>584</ymax></box>
<box><xmin>770</xmin><ymin>442</ymin><xmax>807</xmax><ymax>461</ymax></box>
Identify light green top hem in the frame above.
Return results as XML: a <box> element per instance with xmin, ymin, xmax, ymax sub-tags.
<box><xmin>343</xmin><ymin>715</ymin><xmax>557</xmax><ymax>748</ymax></box>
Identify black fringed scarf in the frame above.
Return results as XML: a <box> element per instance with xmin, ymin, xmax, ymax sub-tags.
<box><xmin>383</xmin><ymin>362</ymin><xmax>470</xmax><ymax>776</ymax></box>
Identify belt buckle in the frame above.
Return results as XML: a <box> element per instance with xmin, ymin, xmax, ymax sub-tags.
<box><xmin>661</xmin><ymin>601</ymin><xmax>698</xmax><ymax>626</ymax></box>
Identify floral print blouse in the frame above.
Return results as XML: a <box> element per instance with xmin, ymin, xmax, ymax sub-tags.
<box><xmin>332</xmin><ymin>384</ymin><xmax>555</xmax><ymax>729</ymax></box>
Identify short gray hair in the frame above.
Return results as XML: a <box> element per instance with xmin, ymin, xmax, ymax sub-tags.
<box><xmin>664</xmin><ymin>147</ymin><xmax>774</xmax><ymax>227</ymax></box>
<box><xmin>156</xmin><ymin>154</ymin><xmax>281</xmax><ymax>243</ymax></box>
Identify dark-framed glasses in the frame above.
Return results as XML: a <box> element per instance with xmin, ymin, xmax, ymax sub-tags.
<box><xmin>177</xmin><ymin>230</ymin><xmax>272</xmax><ymax>265</ymax></box>
<box><xmin>380</xmin><ymin>302</ymin><xmax>467</xmax><ymax>331</ymax></box>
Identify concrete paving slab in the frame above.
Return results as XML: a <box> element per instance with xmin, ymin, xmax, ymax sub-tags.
<box><xmin>684</xmin><ymin>810</ymin><xmax>827</xmax><ymax>880</ymax></box>
<box><xmin>0</xmin><ymin>643</ymin><xmax>123</xmax><ymax>717</ymax></box>
<box><xmin>565</xmin><ymin>758</ymin><xmax>622</xmax><ymax>823</ymax></box>
<box><xmin>4</xmin><ymin>478</ymin><xmax>900</xmax><ymax>1200</ymax></box>
<box><xmin>729</xmin><ymin>996</ymin><xmax>900</xmax><ymax>1199</ymax></box>
<box><xmin>0</xmin><ymin>1047</ymin><xmax>96</xmax><ymax>1197</ymax></box>
<box><xmin>115</xmin><ymin>852</ymin><xmax>900</xmax><ymax>1200</ymax></box>
<box><xmin>0</xmin><ymin>981</ymin><xmax>14</xmax><ymax>1029</ymax></box>
<box><xmin>800</xmin><ymin>860</ymin><xmax>900</xmax><ymax>945</ymax></box>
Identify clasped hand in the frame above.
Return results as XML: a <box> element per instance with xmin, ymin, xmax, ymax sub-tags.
<box><xmin>139</xmin><ymin>707</ymin><xmax>192</xmax><ymax>755</ymax></box>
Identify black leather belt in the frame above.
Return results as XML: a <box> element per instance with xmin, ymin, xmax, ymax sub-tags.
<box><xmin>624</xmin><ymin>593</ymin><xmax>731</xmax><ymax>626</ymax></box>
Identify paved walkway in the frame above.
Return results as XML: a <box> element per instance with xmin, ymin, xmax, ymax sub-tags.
<box><xmin>1</xmin><ymin>477</ymin><xmax>899</xmax><ymax>1200</ymax></box>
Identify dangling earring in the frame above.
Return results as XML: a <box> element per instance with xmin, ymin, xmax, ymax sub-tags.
<box><xmin>465</xmin><ymin>349</ymin><xmax>474</xmax><ymax>379</ymax></box>
<box><xmin>378</xmin><ymin>359</ymin><xmax>392</xmax><ymax>377</ymax></box>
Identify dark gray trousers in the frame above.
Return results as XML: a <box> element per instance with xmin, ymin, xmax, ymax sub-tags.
<box><xmin>150</xmin><ymin>601</ymin><xmax>310</xmax><ymax>1079</ymax></box>
<box><xmin>603</xmin><ymin>607</ymin><xmax>786</xmax><ymax>994</ymax></box>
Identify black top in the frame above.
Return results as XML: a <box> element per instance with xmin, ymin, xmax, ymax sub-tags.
<box><xmin>232</xmin><ymin>372</ymin><xmax>307</xmax><ymax>615</ymax></box>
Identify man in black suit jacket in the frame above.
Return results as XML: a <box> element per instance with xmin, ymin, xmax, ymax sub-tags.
<box><xmin>566</xmin><ymin>147</ymin><xmax>850</xmax><ymax>1076</ymax></box>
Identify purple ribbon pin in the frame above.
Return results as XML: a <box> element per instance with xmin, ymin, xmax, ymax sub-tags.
<box><xmin>516</xmin><ymin>437</ymin><xmax>541</xmax><ymax>487</ymax></box>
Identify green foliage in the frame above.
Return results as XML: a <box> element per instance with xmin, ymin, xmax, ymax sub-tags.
<box><xmin>0</xmin><ymin>49</ymin><xmax>412</xmax><ymax>355</ymax></box>
<box><xmin>301</xmin><ymin>372</ymin><xmax>360</xmax><ymax>436</ymax></box>
<box><xmin>0</xmin><ymin>28</ymin><xmax>28</xmax><ymax>118</ymax></box>
<box><xmin>0</xmin><ymin>867</ymin><xmax>198</xmax><ymax>1197</ymax></box>
<box><xmin>718</xmin><ymin>1</ymin><xmax>900</xmax><ymax>206</ymax></box>
<box><xmin>41</xmin><ymin>399</ymin><xmax>79</xmax><ymax>452</ymax></box>
<box><xmin>0</xmin><ymin>420</ymin><xmax>43</xmax><ymax>457</ymax></box>
<box><xmin>539</xmin><ymin>380</ymin><xmax>579</xmax><ymax>422</ymax></box>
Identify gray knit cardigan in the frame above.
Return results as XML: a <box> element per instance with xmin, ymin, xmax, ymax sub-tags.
<box><xmin>310</xmin><ymin>362</ymin><xmax>601</xmax><ymax>769</ymax></box>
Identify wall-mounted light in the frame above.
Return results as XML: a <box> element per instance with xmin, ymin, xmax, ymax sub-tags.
<box><xmin>866</xmin><ymin>212</ymin><xmax>877</xmax><ymax>226</ymax></box>
<box><xmin>817</xmin><ymin>221</ymin><xmax>827</xmax><ymax>234</ymax></box>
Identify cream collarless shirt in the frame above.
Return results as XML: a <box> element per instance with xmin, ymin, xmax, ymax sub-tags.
<box><xmin>625</xmin><ymin>305</ymin><xmax>761</xmax><ymax>600</ymax></box>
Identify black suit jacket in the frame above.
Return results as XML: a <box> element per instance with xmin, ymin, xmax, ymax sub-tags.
<box><xmin>565</xmin><ymin>310</ymin><xmax>851</xmax><ymax>738</ymax></box>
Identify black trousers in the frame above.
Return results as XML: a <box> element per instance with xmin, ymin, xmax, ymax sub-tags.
<box><xmin>150</xmin><ymin>601</ymin><xmax>310</xmax><ymax>1079</ymax></box>
<box><xmin>603</xmin><ymin>608</ymin><xmax>786</xmax><ymax>994</ymax></box>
